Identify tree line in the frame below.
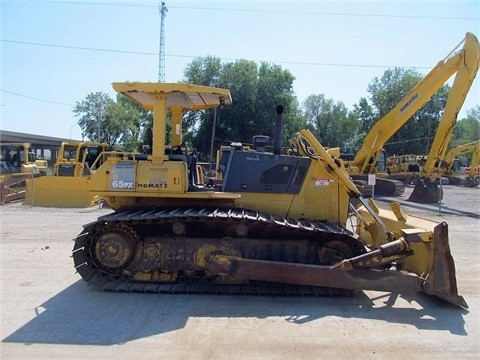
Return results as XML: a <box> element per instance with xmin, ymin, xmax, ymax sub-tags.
<box><xmin>73</xmin><ymin>56</ymin><xmax>480</xmax><ymax>164</ymax></box>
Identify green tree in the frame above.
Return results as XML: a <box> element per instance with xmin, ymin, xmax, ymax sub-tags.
<box><xmin>182</xmin><ymin>57</ymin><xmax>301</xmax><ymax>161</ymax></box>
<box><xmin>451</xmin><ymin>105</ymin><xmax>480</xmax><ymax>146</ymax></box>
<box><xmin>357</xmin><ymin>67</ymin><xmax>450</xmax><ymax>156</ymax></box>
<box><xmin>73</xmin><ymin>92</ymin><xmax>151</xmax><ymax>151</ymax></box>
<box><xmin>351</xmin><ymin>97</ymin><xmax>376</xmax><ymax>150</ymax></box>
<box><xmin>73</xmin><ymin>92</ymin><xmax>113</xmax><ymax>144</ymax></box>
<box><xmin>302</xmin><ymin>94</ymin><xmax>359</xmax><ymax>149</ymax></box>
<box><xmin>183</xmin><ymin>55</ymin><xmax>222</xmax><ymax>87</ymax></box>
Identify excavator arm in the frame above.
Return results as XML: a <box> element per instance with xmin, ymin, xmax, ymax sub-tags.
<box><xmin>443</xmin><ymin>140</ymin><xmax>479</xmax><ymax>173</ymax></box>
<box><xmin>471</xmin><ymin>142</ymin><xmax>480</xmax><ymax>176</ymax></box>
<box><xmin>465</xmin><ymin>141</ymin><xmax>480</xmax><ymax>186</ymax></box>
<box><xmin>354</xmin><ymin>33</ymin><xmax>480</xmax><ymax>177</ymax></box>
<box><xmin>408</xmin><ymin>33</ymin><xmax>480</xmax><ymax>202</ymax></box>
<box><xmin>421</xmin><ymin>33</ymin><xmax>480</xmax><ymax>178</ymax></box>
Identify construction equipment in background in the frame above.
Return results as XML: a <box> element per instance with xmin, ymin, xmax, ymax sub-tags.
<box><xmin>408</xmin><ymin>33</ymin><xmax>480</xmax><ymax>202</ymax></box>
<box><xmin>386</xmin><ymin>154</ymin><xmax>423</xmax><ymax>185</ymax></box>
<box><xmin>0</xmin><ymin>142</ymin><xmax>47</xmax><ymax>204</ymax></box>
<box><xmin>72</xmin><ymin>82</ymin><xmax>466</xmax><ymax>308</ymax></box>
<box><xmin>464</xmin><ymin>164</ymin><xmax>480</xmax><ymax>186</ymax></box>
<box><xmin>387</xmin><ymin>153</ymin><xmax>453</xmax><ymax>187</ymax></box>
<box><xmin>441</xmin><ymin>140</ymin><xmax>479</xmax><ymax>187</ymax></box>
<box><xmin>343</xmin><ymin>32</ymin><xmax>479</xmax><ymax>202</ymax></box>
<box><xmin>0</xmin><ymin>142</ymin><xmax>48</xmax><ymax>175</ymax></box>
<box><xmin>24</xmin><ymin>141</ymin><xmax>108</xmax><ymax>207</ymax></box>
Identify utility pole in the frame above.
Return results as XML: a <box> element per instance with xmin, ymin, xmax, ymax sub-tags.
<box><xmin>97</xmin><ymin>102</ymin><xmax>103</xmax><ymax>143</ymax></box>
<box><xmin>158</xmin><ymin>2</ymin><xmax>168</xmax><ymax>82</ymax></box>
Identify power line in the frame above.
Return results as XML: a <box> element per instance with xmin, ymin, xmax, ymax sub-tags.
<box><xmin>1</xmin><ymin>89</ymin><xmax>74</xmax><ymax>106</ymax></box>
<box><xmin>2</xmin><ymin>39</ymin><xmax>159</xmax><ymax>56</ymax></box>
<box><xmin>168</xmin><ymin>5</ymin><xmax>478</xmax><ymax>21</ymax></box>
<box><xmin>29</xmin><ymin>0</ymin><xmax>479</xmax><ymax>21</ymax></box>
<box><xmin>1</xmin><ymin>39</ymin><xmax>431</xmax><ymax>70</ymax></box>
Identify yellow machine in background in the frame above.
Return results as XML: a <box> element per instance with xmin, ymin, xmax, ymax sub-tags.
<box><xmin>343</xmin><ymin>32</ymin><xmax>479</xmax><ymax>202</ymax></box>
<box><xmin>24</xmin><ymin>141</ymin><xmax>108</xmax><ymax>207</ymax></box>
<box><xmin>0</xmin><ymin>142</ymin><xmax>47</xmax><ymax>204</ymax></box>
<box><xmin>442</xmin><ymin>140</ymin><xmax>480</xmax><ymax>186</ymax></box>
<box><xmin>407</xmin><ymin>32</ymin><xmax>480</xmax><ymax>202</ymax></box>
<box><xmin>72</xmin><ymin>82</ymin><xmax>466</xmax><ymax>308</ymax></box>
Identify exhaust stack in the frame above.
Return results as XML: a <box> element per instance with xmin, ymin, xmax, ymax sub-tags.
<box><xmin>274</xmin><ymin>105</ymin><xmax>284</xmax><ymax>155</ymax></box>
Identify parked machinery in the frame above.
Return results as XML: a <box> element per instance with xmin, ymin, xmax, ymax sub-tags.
<box><xmin>24</xmin><ymin>141</ymin><xmax>108</xmax><ymax>207</ymax></box>
<box><xmin>386</xmin><ymin>154</ymin><xmax>422</xmax><ymax>185</ymax></box>
<box><xmin>0</xmin><ymin>142</ymin><xmax>47</xmax><ymax>204</ymax></box>
<box><xmin>72</xmin><ymin>82</ymin><xmax>466</xmax><ymax>308</ymax></box>
<box><xmin>442</xmin><ymin>140</ymin><xmax>480</xmax><ymax>187</ymax></box>
<box><xmin>408</xmin><ymin>33</ymin><xmax>480</xmax><ymax>202</ymax></box>
<box><xmin>343</xmin><ymin>32</ymin><xmax>479</xmax><ymax>202</ymax></box>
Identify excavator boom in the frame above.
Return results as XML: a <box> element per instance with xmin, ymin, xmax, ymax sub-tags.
<box><xmin>345</xmin><ymin>33</ymin><xmax>479</xmax><ymax>202</ymax></box>
<box><xmin>408</xmin><ymin>33</ymin><xmax>480</xmax><ymax>202</ymax></box>
<box><xmin>354</xmin><ymin>33</ymin><xmax>479</xmax><ymax>174</ymax></box>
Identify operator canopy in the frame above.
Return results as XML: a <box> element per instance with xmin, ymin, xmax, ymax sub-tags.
<box><xmin>112</xmin><ymin>82</ymin><xmax>232</xmax><ymax>112</ymax></box>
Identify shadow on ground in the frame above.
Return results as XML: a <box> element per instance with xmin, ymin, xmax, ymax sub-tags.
<box><xmin>2</xmin><ymin>280</ymin><xmax>468</xmax><ymax>346</ymax></box>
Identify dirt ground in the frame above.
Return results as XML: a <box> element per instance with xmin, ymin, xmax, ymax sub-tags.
<box><xmin>1</xmin><ymin>184</ymin><xmax>479</xmax><ymax>359</ymax></box>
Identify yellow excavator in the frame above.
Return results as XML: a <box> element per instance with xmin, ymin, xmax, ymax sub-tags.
<box><xmin>72</xmin><ymin>82</ymin><xmax>466</xmax><ymax>308</ymax></box>
<box><xmin>343</xmin><ymin>32</ymin><xmax>479</xmax><ymax>202</ymax></box>
<box><xmin>442</xmin><ymin>140</ymin><xmax>480</xmax><ymax>187</ymax></box>
<box><xmin>407</xmin><ymin>33</ymin><xmax>480</xmax><ymax>202</ymax></box>
<box><xmin>24</xmin><ymin>141</ymin><xmax>108</xmax><ymax>207</ymax></box>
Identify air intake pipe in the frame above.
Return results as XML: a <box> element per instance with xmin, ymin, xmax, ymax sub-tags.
<box><xmin>274</xmin><ymin>105</ymin><xmax>284</xmax><ymax>155</ymax></box>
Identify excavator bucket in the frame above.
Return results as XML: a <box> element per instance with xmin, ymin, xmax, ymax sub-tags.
<box><xmin>408</xmin><ymin>178</ymin><xmax>443</xmax><ymax>203</ymax></box>
<box><xmin>354</xmin><ymin>200</ymin><xmax>466</xmax><ymax>308</ymax></box>
<box><xmin>464</xmin><ymin>176</ymin><xmax>479</xmax><ymax>187</ymax></box>
<box><xmin>24</xmin><ymin>177</ymin><xmax>101</xmax><ymax>208</ymax></box>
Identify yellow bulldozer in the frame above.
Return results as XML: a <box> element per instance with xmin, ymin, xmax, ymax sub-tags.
<box><xmin>24</xmin><ymin>141</ymin><xmax>108</xmax><ymax>207</ymax></box>
<box><xmin>72</xmin><ymin>82</ymin><xmax>466</xmax><ymax>308</ymax></box>
<box><xmin>0</xmin><ymin>142</ymin><xmax>47</xmax><ymax>204</ymax></box>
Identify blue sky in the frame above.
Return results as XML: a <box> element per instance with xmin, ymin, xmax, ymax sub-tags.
<box><xmin>1</xmin><ymin>0</ymin><xmax>479</xmax><ymax>140</ymax></box>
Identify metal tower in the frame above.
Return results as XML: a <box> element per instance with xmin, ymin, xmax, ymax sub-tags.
<box><xmin>158</xmin><ymin>2</ymin><xmax>168</xmax><ymax>82</ymax></box>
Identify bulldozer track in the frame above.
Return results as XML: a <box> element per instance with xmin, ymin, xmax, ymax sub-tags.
<box><xmin>85</xmin><ymin>277</ymin><xmax>351</xmax><ymax>297</ymax></box>
<box><xmin>72</xmin><ymin>207</ymin><xmax>364</xmax><ymax>297</ymax></box>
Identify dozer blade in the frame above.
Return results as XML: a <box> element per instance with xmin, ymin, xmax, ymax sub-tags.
<box><xmin>208</xmin><ymin>220</ymin><xmax>466</xmax><ymax>308</ymax></box>
<box><xmin>408</xmin><ymin>178</ymin><xmax>443</xmax><ymax>203</ymax></box>
<box><xmin>354</xmin><ymin>200</ymin><xmax>466</xmax><ymax>308</ymax></box>
<box><xmin>24</xmin><ymin>176</ymin><xmax>101</xmax><ymax>208</ymax></box>
<box><xmin>421</xmin><ymin>222</ymin><xmax>467</xmax><ymax>308</ymax></box>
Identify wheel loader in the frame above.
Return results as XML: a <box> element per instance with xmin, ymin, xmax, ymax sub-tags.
<box><xmin>73</xmin><ymin>82</ymin><xmax>466</xmax><ymax>308</ymax></box>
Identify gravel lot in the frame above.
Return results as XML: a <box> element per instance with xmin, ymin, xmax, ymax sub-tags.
<box><xmin>1</xmin><ymin>184</ymin><xmax>479</xmax><ymax>359</ymax></box>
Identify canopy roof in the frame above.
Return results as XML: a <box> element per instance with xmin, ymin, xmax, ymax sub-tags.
<box><xmin>112</xmin><ymin>82</ymin><xmax>232</xmax><ymax>111</ymax></box>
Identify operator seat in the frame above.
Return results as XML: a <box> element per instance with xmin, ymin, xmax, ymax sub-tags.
<box><xmin>167</xmin><ymin>144</ymin><xmax>200</xmax><ymax>189</ymax></box>
<box><xmin>10</xmin><ymin>154</ymin><xmax>19</xmax><ymax>167</ymax></box>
